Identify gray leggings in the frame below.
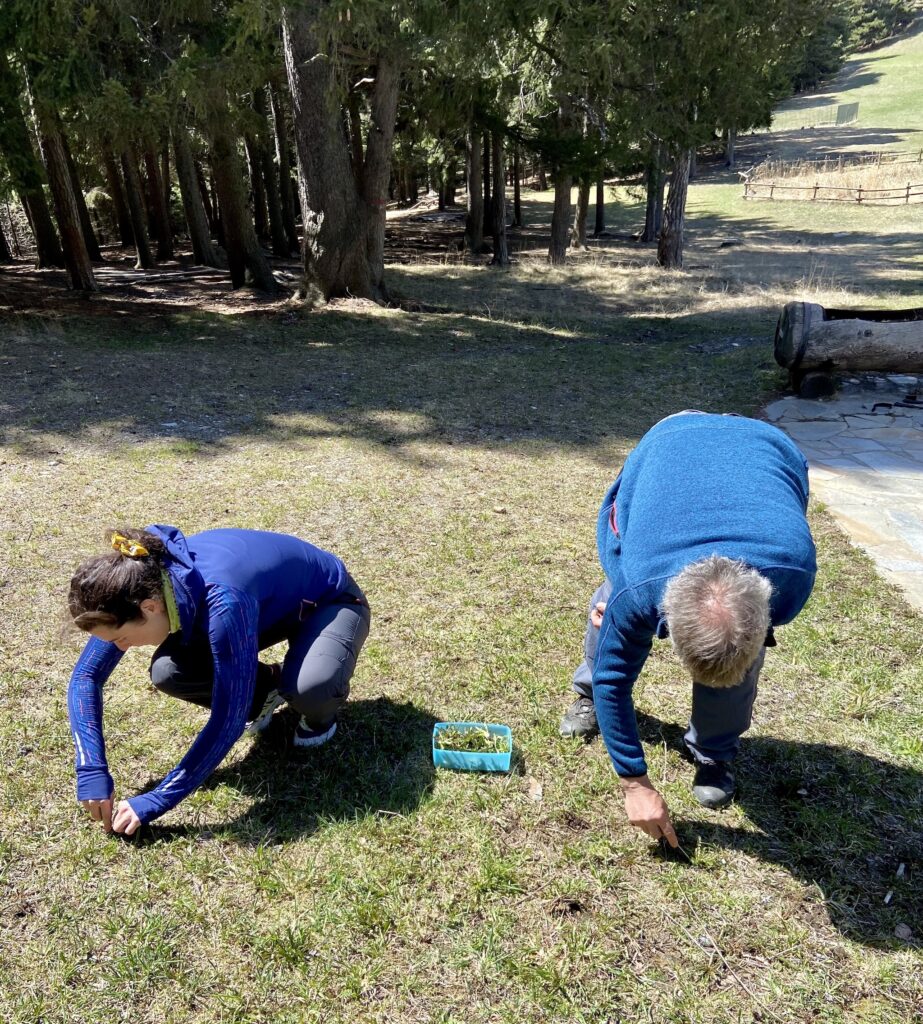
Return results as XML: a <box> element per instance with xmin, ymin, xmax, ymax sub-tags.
<box><xmin>573</xmin><ymin>579</ymin><xmax>762</xmax><ymax>764</ymax></box>
<box><xmin>150</xmin><ymin>576</ymin><xmax>371</xmax><ymax>727</ymax></box>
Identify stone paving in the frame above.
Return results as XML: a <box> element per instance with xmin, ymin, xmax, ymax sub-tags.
<box><xmin>765</xmin><ymin>375</ymin><xmax>923</xmax><ymax>611</ymax></box>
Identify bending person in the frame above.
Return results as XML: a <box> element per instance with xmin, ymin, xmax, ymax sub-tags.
<box><xmin>67</xmin><ymin>525</ymin><xmax>370</xmax><ymax>835</ymax></box>
<box><xmin>559</xmin><ymin>413</ymin><xmax>816</xmax><ymax>846</ymax></box>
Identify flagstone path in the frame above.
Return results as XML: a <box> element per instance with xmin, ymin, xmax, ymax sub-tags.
<box><xmin>766</xmin><ymin>375</ymin><xmax>923</xmax><ymax>611</ymax></box>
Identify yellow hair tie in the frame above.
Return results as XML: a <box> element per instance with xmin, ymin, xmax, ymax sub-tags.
<box><xmin>111</xmin><ymin>532</ymin><xmax>149</xmax><ymax>558</ymax></box>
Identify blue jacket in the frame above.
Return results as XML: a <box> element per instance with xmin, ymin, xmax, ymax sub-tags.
<box><xmin>592</xmin><ymin>414</ymin><xmax>817</xmax><ymax>777</ymax></box>
<box><xmin>68</xmin><ymin>527</ymin><xmax>349</xmax><ymax>823</ymax></box>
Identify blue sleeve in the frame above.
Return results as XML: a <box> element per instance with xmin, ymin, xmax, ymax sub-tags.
<box><xmin>127</xmin><ymin>586</ymin><xmax>258</xmax><ymax>824</ymax></box>
<box><xmin>592</xmin><ymin>596</ymin><xmax>655</xmax><ymax>777</ymax></box>
<box><xmin>67</xmin><ymin>637</ymin><xmax>124</xmax><ymax>801</ymax></box>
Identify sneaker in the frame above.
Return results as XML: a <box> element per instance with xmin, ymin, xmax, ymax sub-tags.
<box><xmin>691</xmin><ymin>761</ymin><xmax>736</xmax><ymax>809</ymax></box>
<box><xmin>559</xmin><ymin>696</ymin><xmax>599</xmax><ymax>739</ymax></box>
<box><xmin>245</xmin><ymin>688</ymin><xmax>285</xmax><ymax>735</ymax></box>
<box><xmin>293</xmin><ymin>717</ymin><xmax>338</xmax><ymax>749</ymax></box>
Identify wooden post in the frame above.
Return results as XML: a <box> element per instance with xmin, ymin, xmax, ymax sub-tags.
<box><xmin>769</xmin><ymin>182</ymin><xmax>775</xmax><ymax>200</ymax></box>
<box><xmin>812</xmin><ymin>182</ymin><xmax>818</xmax><ymax>201</ymax></box>
<box><xmin>907</xmin><ymin>183</ymin><xmax>911</xmax><ymax>204</ymax></box>
<box><xmin>857</xmin><ymin>186</ymin><xmax>862</xmax><ymax>204</ymax></box>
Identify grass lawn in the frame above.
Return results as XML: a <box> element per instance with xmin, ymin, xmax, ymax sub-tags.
<box><xmin>2</xmin><ymin>25</ymin><xmax>923</xmax><ymax>1024</ymax></box>
<box><xmin>2</xmin><ymin>271</ymin><xmax>921</xmax><ymax>1023</ymax></box>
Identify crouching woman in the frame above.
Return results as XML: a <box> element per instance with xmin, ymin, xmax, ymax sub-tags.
<box><xmin>67</xmin><ymin>525</ymin><xmax>370</xmax><ymax>835</ymax></box>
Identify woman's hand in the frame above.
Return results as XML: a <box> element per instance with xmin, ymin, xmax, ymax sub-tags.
<box><xmin>590</xmin><ymin>601</ymin><xmax>607</xmax><ymax>629</ymax></box>
<box><xmin>111</xmin><ymin>801</ymin><xmax>142</xmax><ymax>836</ymax></box>
<box><xmin>620</xmin><ymin>775</ymin><xmax>678</xmax><ymax>848</ymax></box>
<box><xmin>81</xmin><ymin>794</ymin><xmax>114</xmax><ymax>831</ymax></box>
<box><xmin>80</xmin><ymin>794</ymin><xmax>142</xmax><ymax>835</ymax></box>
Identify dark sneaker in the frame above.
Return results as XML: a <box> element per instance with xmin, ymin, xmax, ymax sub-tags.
<box><xmin>691</xmin><ymin>762</ymin><xmax>736</xmax><ymax>809</ymax></box>
<box><xmin>245</xmin><ymin>688</ymin><xmax>285</xmax><ymax>735</ymax></box>
<box><xmin>559</xmin><ymin>696</ymin><xmax>599</xmax><ymax>739</ymax></box>
<box><xmin>293</xmin><ymin>717</ymin><xmax>338</xmax><ymax>749</ymax></box>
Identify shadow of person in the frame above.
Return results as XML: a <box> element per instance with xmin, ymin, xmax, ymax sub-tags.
<box><xmin>138</xmin><ymin>697</ymin><xmax>438</xmax><ymax>845</ymax></box>
<box><xmin>636</xmin><ymin>712</ymin><xmax>921</xmax><ymax>948</ymax></box>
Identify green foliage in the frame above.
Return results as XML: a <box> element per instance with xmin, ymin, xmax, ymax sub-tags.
<box><xmin>434</xmin><ymin>726</ymin><xmax>511</xmax><ymax>753</ymax></box>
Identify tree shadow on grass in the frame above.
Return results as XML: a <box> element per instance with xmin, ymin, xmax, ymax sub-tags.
<box><xmin>637</xmin><ymin>712</ymin><xmax>922</xmax><ymax>949</ymax></box>
<box><xmin>139</xmin><ymin>697</ymin><xmax>437</xmax><ymax>845</ymax></box>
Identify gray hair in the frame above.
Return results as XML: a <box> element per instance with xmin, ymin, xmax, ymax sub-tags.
<box><xmin>661</xmin><ymin>555</ymin><xmax>771</xmax><ymax>688</ymax></box>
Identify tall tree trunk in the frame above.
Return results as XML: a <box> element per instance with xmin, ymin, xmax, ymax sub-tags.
<box><xmin>268</xmin><ymin>82</ymin><xmax>300</xmax><ymax>253</ymax></box>
<box><xmin>253</xmin><ymin>90</ymin><xmax>291</xmax><ymax>257</ymax></box>
<box><xmin>512</xmin><ymin>146</ymin><xmax>522</xmax><ymax>227</ymax></box>
<box><xmin>172</xmin><ymin>124</ymin><xmax>221</xmax><ymax>267</ymax></box>
<box><xmin>490</xmin><ymin>132</ymin><xmax>508</xmax><ymax>266</ymax></box>
<box><xmin>143</xmin><ymin>148</ymin><xmax>173</xmax><ymax>260</ymax></box>
<box><xmin>32</xmin><ymin>106</ymin><xmax>97</xmax><ymax>289</ymax></box>
<box><xmin>4</xmin><ymin>201</ymin><xmax>21</xmax><ymax>257</ymax></box>
<box><xmin>642</xmin><ymin>144</ymin><xmax>666</xmax><ymax>243</ymax></box>
<box><xmin>206</xmin><ymin>101</ymin><xmax>279</xmax><ymax>292</ymax></box>
<box><xmin>538</xmin><ymin>162</ymin><xmax>548</xmax><ymax>191</ymax></box>
<box><xmin>244</xmin><ymin>135</ymin><xmax>270</xmax><ymax>241</ymax></box>
<box><xmin>0</xmin><ymin>219</ymin><xmax>12</xmax><ymax>262</ymax></box>
<box><xmin>60</xmin><ymin>128</ymin><xmax>102</xmax><ymax>262</ymax></box>
<box><xmin>593</xmin><ymin>172</ymin><xmax>605</xmax><ymax>236</ymax></box>
<box><xmin>548</xmin><ymin>174</ymin><xmax>572</xmax><ymax>264</ymax></box>
<box><xmin>282</xmin><ymin>6</ymin><xmax>396</xmax><ymax>303</ymax></box>
<box><xmin>657</xmin><ymin>149</ymin><xmax>692</xmax><ymax>269</ymax></box>
<box><xmin>482</xmin><ymin>132</ymin><xmax>493</xmax><ymax>235</ymax></box>
<box><xmin>195</xmin><ymin>160</ymin><xmax>219</xmax><ymax>237</ymax></box>
<box><xmin>360</xmin><ymin>58</ymin><xmax>399</xmax><ymax>296</ymax></box>
<box><xmin>120</xmin><ymin>148</ymin><xmax>155</xmax><ymax>269</ymax></box>
<box><xmin>0</xmin><ymin>53</ymin><xmax>65</xmax><ymax>268</ymax></box>
<box><xmin>161</xmin><ymin>145</ymin><xmax>171</xmax><ymax>214</ymax></box>
<box><xmin>444</xmin><ymin>158</ymin><xmax>456</xmax><ymax>205</ymax></box>
<box><xmin>102</xmin><ymin>149</ymin><xmax>135</xmax><ymax>246</ymax></box>
<box><xmin>464</xmin><ymin>130</ymin><xmax>483</xmax><ymax>253</ymax></box>
<box><xmin>19</xmin><ymin>190</ymin><xmax>64</xmax><ymax>267</ymax></box>
<box><xmin>725</xmin><ymin>127</ymin><xmax>736</xmax><ymax>169</ymax></box>
<box><xmin>571</xmin><ymin>178</ymin><xmax>590</xmax><ymax>249</ymax></box>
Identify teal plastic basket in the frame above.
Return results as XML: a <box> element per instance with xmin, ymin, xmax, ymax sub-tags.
<box><xmin>432</xmin><ymin>722</ymin><xmax>513</xmax><ymax>773</ymax></box>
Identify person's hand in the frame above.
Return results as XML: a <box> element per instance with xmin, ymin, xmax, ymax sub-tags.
<box><xmin>620</xmin><ymin>775</ymin><xmax>678</xmax><ymax>847</ymax></box>
<box><xmin>111</xmin><ymin>800</ymin><xmax>142</xmax><ymax>836</ymax></box>
<box><xmin>81</xmin><ymin>793</ymin><xmax>114</xmax><ymax>832</ymax></box>
<box><xmin>590</xmin><ymin>601</ymin><xmax>607</xmax><ymax>629</ymax></box>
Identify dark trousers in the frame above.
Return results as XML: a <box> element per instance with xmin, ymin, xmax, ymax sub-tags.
<box><xmin>573</xmin><ymin>579</ymin><xmax>762</xmax><ymax>764</ymax></box>
<box><xmin>149</xmin><ymin>575</ymin><xmax>371</xmax><ymax>727</ymax></box>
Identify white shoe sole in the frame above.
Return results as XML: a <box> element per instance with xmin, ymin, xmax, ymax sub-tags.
<box><xmin>245</xmin><ymin>691</ymin><xmax>286</xmax><ymax>735</ymax></box>
<box><xmin>293</xmin><ymin>720</ymin><xmax>337</xmax><ymax>748</ymax></box>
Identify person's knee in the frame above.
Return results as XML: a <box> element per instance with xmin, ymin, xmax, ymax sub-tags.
<box><xmin>150</xmin><ymin>654</ymin><xmax>182</xmax><ymax>693</ymax></box>
<box><xmin>289</xmin><ymin>652</ymin><xmax>353</xmax><ymax>721</ymax></box>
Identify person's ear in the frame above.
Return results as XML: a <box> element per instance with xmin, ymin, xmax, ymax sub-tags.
<box><xmin>140</xmin><ymin>597</ymin><xmax>166</xmax><ymax>616</ymax></box>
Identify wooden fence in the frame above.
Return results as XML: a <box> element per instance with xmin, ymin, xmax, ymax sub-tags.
<box><xmin>752</xmin><ymin>149</ymin><xmax>923</xmax><ymax>179</ymax></box>
<box><xmin>743</xmin><ymin>180</ymin><xmax>923</xmax><ymax>204</ymax></box>
<box><xmin>770</xmin><ymin>102</ymin><xmax>860</xmax><ymax>131</ymax></box>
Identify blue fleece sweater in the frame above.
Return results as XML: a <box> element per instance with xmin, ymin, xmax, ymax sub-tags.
<box><xmin>68</xmin><ymin>526</ymin><xmax>348</xmax><ymax>823</ymax></box>
<box><xmin>592</xmin><ymin>414</ymin><xmax>816</xmax><ymax>777</ymax></box>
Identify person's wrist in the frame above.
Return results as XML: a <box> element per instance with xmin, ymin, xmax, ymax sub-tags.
<box><xmin>619</xmin><ymin>773</ymin><xmax>653</xmax><ymax>791</ymax></box>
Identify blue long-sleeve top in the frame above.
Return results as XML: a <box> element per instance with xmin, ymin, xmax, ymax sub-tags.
<box><xmin>592</xmin><ymin>414</ymin><xmax>817</xmax><ymax>777</ymax></box>
<box><xmin>68</xmin><ymin>526</ymin><xmax>348</xmax><ymax>823</ymax></box>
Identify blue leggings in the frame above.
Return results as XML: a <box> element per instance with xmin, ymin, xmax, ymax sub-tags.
<box><xmin>150</xmin><ymin>576</ymin><xmax>371</xmax><ymax>727</ymax></box>
<box><xmin>573</xmin><ymin>580</ymin><xmax>761</xmax><ymax>764</ymax></box>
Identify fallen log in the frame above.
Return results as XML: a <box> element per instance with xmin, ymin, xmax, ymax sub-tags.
<box><xmin>774</xmin><ymin>302</ymin><xmax>923</xmax><ymax>391</ymax></box>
